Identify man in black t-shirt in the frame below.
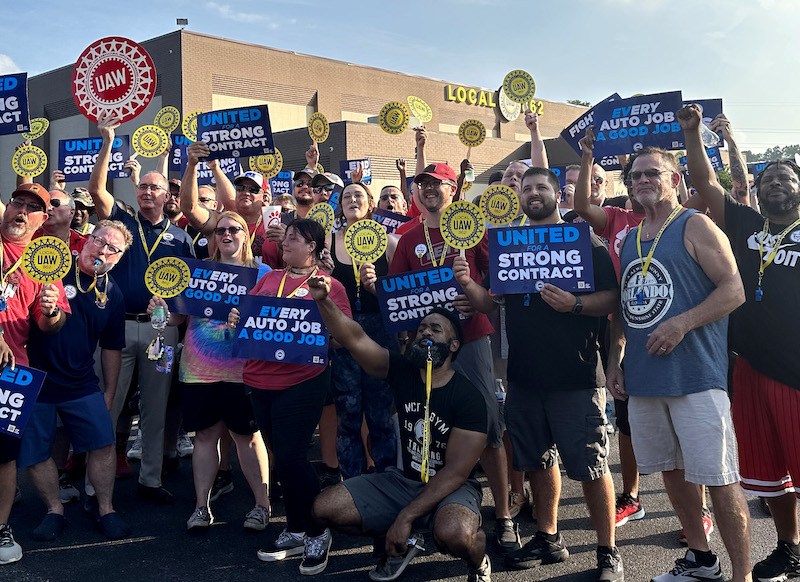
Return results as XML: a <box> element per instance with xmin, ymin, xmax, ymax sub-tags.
<box><xmin>308</xmin><ymin>278</ymin><xmax>490</xmax><ymax>582</ymax></box>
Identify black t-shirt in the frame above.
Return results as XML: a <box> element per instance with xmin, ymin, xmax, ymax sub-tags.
<box><xmin>331</xmin><ymin>234</ymin><xmax>388</xmax><ymax>315</ymax></box>
<box><xmin>504</xmin><ymin>233</ymin><xmax>618</xmax><ymax>391</ymax></box>
<box><xmin>724</xmin><ymin>195</ymin><xmax>800</xmax><ymax>389</ymax></box>
<box><xmin>386</xmin><ymin>351</ymin><xmax>487</xmax><ymax>482</ymax></box>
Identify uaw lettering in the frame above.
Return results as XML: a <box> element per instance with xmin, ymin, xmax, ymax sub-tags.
<box><xmin>339</xmin><ymin>159</ymin><xmax>372</xmax><ymax>185</ymax></box>
<box><xmin>560</xmin><ymin>93</ymin><xmax>620</xmax><ymax>155</ymax></box>
<box><xmin>59</xmin><ymin>135</ymin><xmax>131</xmax><ymax>181</ymax></box>
<box><xmin>233</xmin><ymin>295</ymin><xmax>328</xmax><ymax>365</ymax></box>
<box><xmin>0</xmin><ymin>364</ymin><xmax>46</xmax><ymax>438</ymax></box>
<box><xmin>620</xmin><ymin>257</ymin><xmax>674</xmax><ymax>329</ymax></box>
<box><xmin>372</xmin><ymin>208</ymin><xmax>411</xmax><ymax>235</ymax></box>
<box><xmin>167</xmin><ymin>258</ymin><xmax>263</xmax><ymax>320</ymax></box>
<box><xmin>375</xmin><ymin>266</ymin><xmax>465</xmax><ymax>334</ymax></box>
<box><xmin>197</xmin><ymin>105</ymin><xmax>275</xmax><ymax>161</ymax></box>
<box><xmin>269</xmin><ymin>170</ymin><xmax>294</xmax><ymax>196</ymax></box>
<box><xmin>0</xmin><ymin>73</ymin><xmax>30</xmax><ymax>136</ymax></box>
<box><xmin>488</xmin><ymin>223</ymin><xmax>595</xmax><ymax>294</ymax></box>
<box><xmin>170</xmin><ymin>134</ymin><xmax>240</xmax><ymax>186</ymax></box>
<box><xmin>747</xmin><ymin>230</ymin><xmax>800</xmax><ymax>268</ymax></box>
<box><xmin>590</xmin><ymin>91</ymin><xmax>684</xmax><ymax>157</ymax></box>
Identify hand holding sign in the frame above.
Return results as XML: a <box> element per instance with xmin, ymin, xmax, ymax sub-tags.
<box><xmin>440</xmin><ymin>200</ymin><xmax>486</xmax><ymax>258</ymax></box>
<box><xmin>22</xmin><ymin>237</ymin><xmax>72</xmax><ymax>283</ymax></box>
<box><xmin>452</xmin><ymin>255</ymin><xmax>471</xmax><ymax>288</ymax></box>
<box><xmin>123</xmin><ymin>157</ymin><xmax>141</xmax><ymax>183</ymax></box>
<box><xmin>50</xmin><ymin>170</ymin><xmax>66</xmax><ymax>191</ymax></box>
<box><xmin>38</xmin><ymin>283</ymin><xmax>61</xmax><ymax>318</ymax></box>
<box><xmin>187</xmin><ymin>142</ymin><xmax>210</xmax><ymax>165</ymax></box>
<box><xmin>97</xmin><ymin>112</ymin><xmax>121</xmax><ymax>141</ymax></box>
<box><xmin>359</xmin><ymin>262</ymin><xmax>378</xmax><ymax>294</ymax></box>
<box><xmin>709</xmin><ymin>113</ymin><xmax>733</xmax><ymax>142</ymax></box>
<box><xmin>578</xmin><ymin>126</ymin><xmax>596</xmax><ymax>157</ymax></box>
<box><xmin>0</xmin><ymin>334</ymin><xmax>15</xmax><ymax>370</ymax></box>
<box><xmin>540</xmin><ymin>283</ymin><xmax>576</xmax><ymax>313</ymax></box>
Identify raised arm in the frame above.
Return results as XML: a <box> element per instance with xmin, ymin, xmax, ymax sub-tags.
<box><xmin>452</xmin><ymin>255</ymin><xmax>497</xmax><ymax>314</ymax></box>
<box><xmin>180</xmin><ymin>143</ymin><xmax>215</xmax><ymax>233</ymax></box>
<box><xmin>211</xmin><ymin>158</ymin><xmax>236</xmax><ymax>212</ymax></box>
<box><xmin>574</xmin><ymin>126</ymin><xmax>609</xmax><ymax>231</ymax></box>
<box><xmin>414</xmin><ymin>126</ymin><xmax>427</xmax><ymax>177</ymax></box>
<box><xmin>396</xmin><ymin>158</ymin><xmax>409</xmax><ymax>202</ymax></box>
<box><xmin>87</xmin><ymin>114</ymin><xmax>120</xmax><ymax>220</ymax></box>
<box><xmin>711</xmin><ymin>113</ymin><xmax>753</xmax><ymax>209</ymax></box>
<box><xmin>525</xmin><ymin>109</ymin><xmax>549</xmax><ymax>168</ymax></box>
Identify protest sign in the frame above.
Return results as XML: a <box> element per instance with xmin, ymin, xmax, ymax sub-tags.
<box><xmin>372</xmin><ymin>208</ymin><xmax>412</xmax><ymax>235</ymax></box>
<box><xmin>12</xmin><ymin>145</ymin><xmax>47</xmax><ymax>178</ymax></box>
<box><xmin>167</xmin><ymin>258</ymin><xmax>263</xmax><ymax>320</ymax></box>
<box><xmin>132</xmin><ymin>124</ymin><xmax>169</xmax><ymax>157</ymax></box>
<box><xmin>170</xmin><ymin>134</ymin><xmax>239</xmax><ymax>186</ymax></box>
<box><xmin>145</xmin><ymin>257</ymin><xmax>191</xmax><ymax>298</ymax></box>
<box><xmin>747</xmin><ymin>161</ymin><xmax>769</xmax><ymax>177</ymax></box>
<box><xmin>182</xmin><ymin>110</ymin><xmax>201</xmax><ymax>141</ymax></box>
<box><xmin>498</xmin><ymin>87</ymin><xmax>521</xmax><ymax>122</ymax></box>
<box><xmin>679</xmin><ymin>147</ymin><xmax>724</xmax><ymax>172</ymax></box>
<box><xmin>21</xmin><ymin>237</ymin><xmax>72</xmax><ymax>283</ymax></box>
<box><xmin>440</xmin><ymin>201</ymin><xmax>486</xmax><ymax>251</ymax></box>
<box><xmin>59</xmin><ymin>135</ymin><xmax>131</xmax><ymax>181</ymax></box>
<box><xmin>560</xmin><ymin>93</ymin><xmax>621</xmax><ymax>155</ymax></box>
<box><xmin>379</xmin><ymin>101</ymin><xmax>410</xmax><ymax>135</ymax></box>
<box><xmin>0</xmin><ymin>73</ymin><xmax>30</xmax><ymax>136</ymax></box>
<box><xmin>154</xmin><ymin>106</ymin><xmax>181</xmax><ymax>133</ymax></box>
<box><xmin>268</xmin><ymin>170</ymin><xmax>294</xmax><ymax>196</ymax></box>
<box><xmin>550</xmin><ymin>166</ymin><xmax>568</xmax><ymax>190</ymax></box>
<box><xmin>458</xmin><ymin>120</ymin><xmax>486</xmax><ymax>148</ymax></box>
<box><xmin>339</xmin><ymin>159</ymin><xmax>372</xmax><ymax>185</ymax></box>
<box><xmin>480</xmin><ymin>185</ymin><xmax>519</xmax><ymax>226</ymax></box>
<box><xmin>307</xmin><ymin>202</ymin><xmax>335</xmax><ymax>236</ymax></box>
<box><xmin>344</xmin><ymin>220</ymin><xmax>387</xmax><ymax>265</ymax></box>
<box><xmin>197</xmin><ymin>105</ymin><xmax>274</xmax><ymax>160</ymax></box>
<box><xmin>308</xmin><ymin>112</ymin><xmax>329</xmax><ymax>143</ymax></box>
<box><xmin>674</xmin><ymin>98</ymin><xmax>724</xmax><ymax>149</ymax></box>
<box><xmin>249</xmin><ymin>148</ymin><xmax>283</xmax><ymax>178</ymax></box>
<box><xmin>406</xmin><ymin>96</ymin><xmax>432</xmax><ymax>123</ymax></box>
<box><xmin>597</xmin><ymin>155</ymin><xmax>623</xmax><ymax>171</ymax></box>
<box><xmin>232</xmin><ymin>296</ymin><xmax>328</xmax><ymax>365</ymax></box>
<box><xmin>0</xmin><ymin>364</ymin><xmax>46</xmax><ymax>438</ymax></box>
<box><xmin>375</xmin><ymin>266</ymin><xmax>465</xmax><ymax>334</ymax></box>
<box><xmin>488</xmin><ymin>222</ymin><xmax>595</xmax><ymax>294</ymax></box>
<box><xmin>502</xmin><ymin>70</ymin><xmax>536</xmax><ymax>104</ymax></box>
<box><xmin>22</xmin><ymin>117</ymin><xmax>48</xmax><ymax>141</ymax></box>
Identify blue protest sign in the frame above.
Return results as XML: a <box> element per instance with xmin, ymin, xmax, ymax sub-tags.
<box><xmin>59</xmin><ymin>135</ymin><xmax>130</xmax><ymax>181</ymax></box>
<box><xmin>560</xmin><ymin>93</ymin><xmax>621</xmax><ymax>155</ymax></box>
<box><xmin>375</xmin><ymin>266</ymin><xmax>465</xmax><ymax>334</ymax></box>
<box><xmin>597</xmin><ymin>155</ymin><xmax>623</xmax><ymax>171</ymax></box>
<box><xmin>748</xmin><ymin>161</ymin><xmax>769</xmax><ymax>177</ymax></box>
<box><xmin>197</xmin><ymin>105</ymin><xmax>274</xmax><ymax>161</ymax></box>
<box><xmin>339</xmin><ymin>159</ymin><xmax>372</xmax><ymax>185</ymax></box>
<box><xmin>550</xmin><ymin>166</ymin><xmax>568</xmax><ymax>189</ymax></box>
<box><xmin>0</xmin><ymin>73</ymin><xmax>30</xmax><ymax>136</ymax></box>
<box><xmin>675</xmin><ymin>98</ymin><xmax>723</xmax><ymax>149</ymax></box>
<box><xmin>269</xmin><ymin>170</ymin><xmax>294</xmax><ymax>196</ymax></box>
<box><xmin>232</xmin><ymin>296</ymin><xmax>328</xmax><ymax>365</ymax></box>
<box><xmin>372</xmin><ymin>208</ymin><xmax>412</xmax><ymax>235</ymax></box>
<box><xmin>679</xmin><ymin>147</ymin><xmax>724</xmax><ymax>172</ymax></box>
<box><xmin>166</xmin><ymin>258</ymin><xmax>266</xmax><ymax>320</ymax></box>
<box><xmin>591</xmin><ymin>91</ymin><xmax>685</xmax><ymax>157</ymax></box>
<box><xmin>170</xmin><ymin>134</ymin><xmax>240</xmax><ymax>186</ymax></box>
<box><xmin>0</xmin><ymin>364</ymin><xmax>46</xmax><ymax>438</ymax></box>
<box><xmin>488</xmin><ymin>222</ymin><xmax>595</xmax><ymax>294</ymax></box>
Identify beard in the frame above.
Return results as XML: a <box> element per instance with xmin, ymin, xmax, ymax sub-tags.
<box><xmin>758</xmin><ymin>188</ymin><xmax>800</xmax><ymax>217</ymax></box>
<box><xmin>405</xmin><ymin>339</ymin><xmax>451</xmax><ymax>370</ymax></box>
<box><xmin>164</xmin><ymin>204</ymin><xmax>181</xmax><ymax>218</ymax></box>
<box><xmin>523</xmin><ymin>196</ymin><xmax>558</xmax><ymax>221</ymax></box>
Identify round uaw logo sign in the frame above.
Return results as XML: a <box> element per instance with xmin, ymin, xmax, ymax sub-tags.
<box><xmin>144</xmin><ymin>257</ymin><xmax>191</xmax><ymax>299</ymax></box>
<box><xmin>379</xmin><ymin>101</ymin><xmax>410</xmax><ymax>135</ymax></box>
<box><xmin>21</xmin><ymin>236</ymin><xmax>72</xmax><ymax>283</ymax></box>
<box><xmin>154</xmin><ymin>106</ymin><xmax>180</xmax><ymax>133</ymax></box>
<box><xmin>182</xmin><ymin>110</ymin><xmax>202</xmax><ymax>142</ymax></box>
<box><xmin>458</xmin><ymin>119</ymin><xmax>486</xmax><ymax>148</ymax></box>
<box><xmin>461</xmin><ymin>180</ymin><xmax>472</xmax><ymax>193</ymax></box>
<box><xmin>498</xmin><ymin>87</ymin><xmax>521</xmax><ymax>122</ymax></box>
<box><xmin>620</xmin><ymin>257</ymin><xmax>674</xmax><ymax>329</ymax></box>
<box><xmin>132</xmin><ymin>124</ymin><xmax>169</xmax><ymax>158</ymax></box>
<box><xmin>12</xmin><ymin>145</ymin><xmax>47</xmax><ymax>178</ymax></box>
<box><xmin>406</xmin><ymin>95</ymin><xmax>433</xmax><ymax>123</ymax></box>
<box><xmin>308</xmin><ymin>113</ymin><xmax>330</xmax><ymax>143</ymax></box>
<box><xmin>440</xmin><ymin>201</ymin><xmax>486</xmax><ymax>250</ymax></box>
<box><xmin>344</xmin><ymin>219</ymin><xmax>388</xmax><ymax>264</ymax></box>
<box><xmin>307</xmin><ymin>202</ymin><xmax>335</xmax><ymax>237</ymax></box>
<box><xmin>249</xmin><ymin>148</ymin><xmax>283</xmax><ymax>178</ymax></box>
<box><xmin>22</xmin><ymin>118</ymin><xmax>49</xmax><ymax>140</ymax></box>
<box><xmin>315</xmin><ymin>162</ymin><xmax>325</xmax><ymax>174</ymax></box>
<box><xmin>502</xmin><ymin>69</ymin><xmax>536</xmax><ymax>104</ymax></box>
<box><xmin>480</xmin><ymin>185</ymin><xmax>519</xmax><ymax>226</ymax></box>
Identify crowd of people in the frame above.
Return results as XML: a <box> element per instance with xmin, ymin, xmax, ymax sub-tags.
<box><xmin>0</xmin><ymin>104</ymin><xmax>797</xmax><ymax>582</ymax></box>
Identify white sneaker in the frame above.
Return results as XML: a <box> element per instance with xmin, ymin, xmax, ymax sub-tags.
<box><xmin>299</xmin><ymin>529</ymin><xmax>332</xmax><ymax>576</ymax></box>
<box><xmin>58</xmin><ymin>477</ymin><xmax>80</xmax><ymax>504</ymax></box>
<box><xmin>0</xmin><ymin>524</ymin><xmax>22</xmax><ymax>565</ymax></box>
<box><xmin>257</xmin><ymin>529</ymin><xmax>306</xmax><ymax>561</ymax></box>
<box><xmin>652</xmin><ymin>550</ymin><xmax>723</xmax><ymax>582</ymax></box>
<box><xmin>243</xmin><ymin>505</ymin><xmax>270</xmax><ymax>531</ymax></box>
<box><xmin>176</xmin><ymin>433</ymin><xmax>194</xmax><ymax>458</ymax></box>
<box><xmin>186</xmin><ymin>507</ymin><xmax>213</xmax><ymax>531</ymax></box>
<box><xmin>127</xmin><ymin>434</ymin><xmax>143</xmax><ymax>461</ymax></box>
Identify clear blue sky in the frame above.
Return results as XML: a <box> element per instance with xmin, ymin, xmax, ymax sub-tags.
<box><xmin>2</xmin><ymin>0</ymin><xmax>796</xmax><ymax>153</ymax></box>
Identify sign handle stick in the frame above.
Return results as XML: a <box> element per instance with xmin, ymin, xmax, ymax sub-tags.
<box><xmin>460</xmin><ymin>248</ymin><xmax>466</xmax><ymax>259</ymax></box>
<box><xmin>466</xmin><ymin>146</ymin><xmax>472</xmax><ymax>160</ymax></box>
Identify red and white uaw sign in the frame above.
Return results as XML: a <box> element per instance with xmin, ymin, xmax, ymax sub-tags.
<box><xmin>72</xmin><ymin>37</ymin><xmax>156</xmax><ymax>123</ymax></box>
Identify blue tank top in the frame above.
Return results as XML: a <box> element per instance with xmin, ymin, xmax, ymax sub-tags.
<box><xmin>619</xmin><ymin>209</ymin><xmax>728</xmax><ymax>397</ymax></box>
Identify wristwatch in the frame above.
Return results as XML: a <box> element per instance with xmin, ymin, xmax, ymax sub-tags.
<box><xmin>45</xmin><ymin>306</ymin><xmax>61</xmax><ymax>319</ymax></box>
<box><xmin>571</xmin><ymin>296</ymin><xmax>583</xmax><ymax>315</ymax></box>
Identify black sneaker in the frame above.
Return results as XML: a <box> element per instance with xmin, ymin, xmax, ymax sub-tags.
<box><xmin>299</xmin><ymin>528</ymin><xmax>332</xmax><ymax>575</ymax></box>
<box><xmin>209</xmin><ymin>469</ymin><xmax>234</xmax><ymax>502</ymax></box>
<box><xmin>597</xmin><ymin>547</ymin><xmax>624</xmax><ymax>582</ymax></box>
<box><xmin>494</xmin><ymin>518</ymin><xmax>521</xmax><ymax>553</ymax></box>
<box><xmin>505</xmin><ymin>531</ymin><xmax>569</xmax><ymax>570</ymax></box>
<box><xmin>137</xmin><ymin>484</ymin><xmax>175</xmax><ymax>505</ymax></box>
<box><xmin>753</xmin><ymin>540</ymin><xmax>800</xmax><ymax>582</ymax></box>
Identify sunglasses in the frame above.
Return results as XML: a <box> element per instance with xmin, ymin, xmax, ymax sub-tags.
<box><xmin>9</xmin><ymin>198</ymin><xmax>45</xmax><ymax>213</ymax></box>
<box><xmin>313</xmin><ymin>185</ymin><xmax>336</xmax><ymax>193</ymax></box>
<box><xmin>235</xmin><ymin>184</ymin><xmax>261</xmax><ymax>195</ymax></box>
<box><xmin>137</xmin><ymin>183</ymin><xmax>164</xmax><ymax>192</ymax></box>
<box><xmin>625</xmin><ymin>169</ymin><xmax>672</xmax><ymax>184</ymax></box>
<box><xmin>214</xmin><ymin>226</ymin><xmax>245</xmax><ymax>236</ymax></box>
<box><xmin>198</xmin><ymin>197</ymin><xmax>215</xmax><ymax>204</ymax></box>
<box><xmin>50</xmin><ymin>198</ymin><xmax>73</xmax><ymax>209</ymax></box>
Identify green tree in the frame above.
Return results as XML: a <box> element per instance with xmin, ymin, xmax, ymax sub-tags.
<box><xmin>717</xmin><ymin>169</ymin><xmax>733</xmax><ymax>191</ymax></box>
<box><xmin>567</xmin><ymin>99</ymin><xmax>591</xmax><ymax>107</ymax></box>
<box><xmin>744</xmin><ymin>144</ymin><xmax>800</xmax><ymax>162</ymax></box>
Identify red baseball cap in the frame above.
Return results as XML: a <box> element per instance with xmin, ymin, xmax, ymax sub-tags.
<box><xmin>414</xmin><ymin>163</ymin><xmax>457</xmax><ymax>184</ymax></box>
<box><xmin>11</xmin><ymin>183</ymin><xmax>50</xmax><ymax>209</ymax></box>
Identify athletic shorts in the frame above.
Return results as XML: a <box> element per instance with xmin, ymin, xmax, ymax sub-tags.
<box><xmin>452</xmin><ymin>337</ymin><xmax>503</xmax><ymax>448</ymax></box>
<box><xmin>181</xmin><ymin>381</ymin><xmax>257</xmax><ymax>436</ymax></box>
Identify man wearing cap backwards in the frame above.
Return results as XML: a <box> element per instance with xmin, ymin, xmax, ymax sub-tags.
<box><xmin>88</xmin><ymin>114</ymin><xmax>195</xmax><ymax>506</ymax></box>
<box><xmin>0</xmin><ymin>182</ymin><xmax>70</xmax><ymax>565</ymax></box>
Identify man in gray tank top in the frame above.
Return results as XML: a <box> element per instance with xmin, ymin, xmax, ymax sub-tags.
<box><xmin>605</xmin><ymin>145</ymin><xmax>752</xmax><ymax>582</ymax></box>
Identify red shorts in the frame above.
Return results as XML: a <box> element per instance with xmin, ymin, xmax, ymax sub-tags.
<box><xmin>732</xmin><ymin>357</ymin><xmax>799</xmax><ymax>496</ymax></box>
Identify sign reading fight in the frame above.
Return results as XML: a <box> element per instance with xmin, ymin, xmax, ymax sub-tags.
<box><xmin>59</xmin><ymin>135</ymin><xmax>131</xmax><ymax>181</ymax></box>
<box><xmin>339</xmin><ymin>159</ymin><xmax>372</xmax><ymax>185</ymax></box>
<box><xmin>0</xmin><ymin>364</ymin><xmax>46</xmax><ymax>438</ymax></box>
<box><xmin>560</xmin><ymin>93</ymin><xmax>620</xmax><ymax>155</ymax></box>
<box><xmin>488</xmin><ymin>223</ymin><xmax>595</xmax><ymax>294</ymax></box>
<box><xmin>590</xmin><ymin>91</ymin><xmax>684</xmax><ymax>157</ymax></box>
<box><xmin>196</xmin><ymin>105</ymin><xmax>274</xmax><ymax>160</ymax></box>
<box><xmin>167</xmin><ymin>258</ymin><xmax>262</xmax><ymax>320</ymax></box>
<box><xmin>372</xmin><ymin>208</ymin><xmax>412</xmax><ymax>235</ymax></box>
<box><xmin>170</xmin><ymin>134</ymin><xmax>239</xmax><ymax>186</ymax></box>
<box><xmin>233</xmin><ymin>296</ymin><xmax>328</xmax><ymax>365</ymax></box>
<box><xmin>0</xmin><ymin>73</ymin><xmax>30</xmax><ymax>136</ymax></box>
<box><xmin>376</xmin><ymin>266</ymin><xmax>465</xmax><ymax>334</ymax></box>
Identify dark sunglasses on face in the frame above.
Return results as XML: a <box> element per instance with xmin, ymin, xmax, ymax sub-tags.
<box><xmin>10</xmin><ymin>198</ymin><xmax>45</xmax><ymax>213</ymax></box>
<box><xmin>235</xmin><ymin>184</ymin><xmax>261</xmax><ymax>195</ymax></box>
<box><xmin>50</xmin><ymin>198</ymin><xmax>72</xmax><ymax>209</ymax></box>
<box><xmin>214</xmin><ymin>226</ymin><xmax>245</xmax><ymax>236</ymax></box>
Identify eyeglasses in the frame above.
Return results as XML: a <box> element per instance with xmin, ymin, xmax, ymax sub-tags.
<box><xmin>235</xmin><ymin>184</ymin><xmax>261</xmax><ymax>195</ymax></box>
<box><xmin>418</xmin><ymin>179</ymin><xmax>451</xmax><ymax>190</ymax></box>
<box><xmin>137</xmin><ymin>183</ymin><xmax>164</xmax><ymax>192</ymax></box>
<box><xmin>294</xmin><ymin>180</ymin><xmax>312</xmax><ymax>188</ymax></box>
<box><xmin>50</xmin><ymin>198</ymin><xmax>73</xmax><ymax>209</ymax></box>
<box><xmin>214</xmin><ymin>226</ymin><xmax>245</xmax><ymax>236</ymax></box>
<box><xmin>90</xmin><ymin>235</ymin><xmax>123</xmax><ymax>255</ymax></box>
<box><xmin>627</xmin><ymin>169</ymin><xmax>672</xmax><ymax>183</ymax></box>
<box><xmin>313</xmin><ymin>185</ymin><xmax>336</xmax><ymax>193</ymax></box>
<box><xmin>167</xmin><ymin>190</ymin><xmax>180</xmax><ymax>198</ymax></box>
<box><xmin>198</xmin><ymin>197</ymin><xmax>215</xmax><ymax>204</ymax></box>
<box><xmin>9</xmin><ymin>198</ymin><xmax>45</xmax><ymax>213</ymax></box>
<box><xmin>593</xmin><ymin>176</ymin><xmax>605</xmax><ymax>185</ymax></box>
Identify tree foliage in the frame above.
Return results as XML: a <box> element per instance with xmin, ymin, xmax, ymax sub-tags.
<box><xmin>742</xmin><ymin>145</ymin><xmax>800</xmax><ymax>163</ymax></box>
<box><xmin>567</xmin><ymin>99</ymin><xmax>591</xmax><ymax>107</ymax></box>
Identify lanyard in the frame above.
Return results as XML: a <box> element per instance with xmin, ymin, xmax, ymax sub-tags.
<box><xmin>74</xmin><ymin>261</ymin><xmax>108</xmax><ymax>306</ymax></box>
<box><xmin>519</xmin><ymin>215</ymin><xmax>527</xmax><ymax>226</ymax></box>
<box><xmin>635</xmin><ymin>206</ymin><xmax>683</xmax><ymax>303</ymax></box>
<box><xmin>351</xmin><ymin>260</ymin><xmax>363</xmax><ymax>311</ymax></box>
<box><xmin>423</xmin><ymin>222</ymin><xmax>449</xmax><ymax>267</ymax></box>
<box><xmin>756</xmin><ymin>217</ymin><xmax>800</xmax><ymax>301</ymax></box>
<box><xmin>136</xmin><ymin>215</ymin><xmax>170</xmax><ymax>263</ymax></box>
<box><xmin>80</xmin><ymin>223</ymin><xmax>90</xmax><ymax>235</ymax></box>
<box><xmin>249</xmin><ymin>215</ymin><xmax>263</xmax><ymax>247</ymax></box>
<box><xmin>420</xmin><ymin>346</ymin><xmax>433</xmax><ymax>484</ymax></box>
<box><xmin>276</xmin><ymin>267</ymin><xmax>318</xmax><ymax>298</ymax></box>
<box><xmin>192</xmin><ymin>230</ymin><xmax>204</xmax><ymax>245</ymax></box>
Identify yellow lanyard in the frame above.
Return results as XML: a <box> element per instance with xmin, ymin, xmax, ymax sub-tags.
<box><xmin>276</xmin><ymin>267</ymin><xmax>318</xmax><ymax>298</ymax></box>
<box><xmin>756</xmin><ymin>217</ymin><xmax>800</xmax><ymax>301</ymax></box>
<box><xmin>423</xmin><ymin>222</ymin><xmax>449</xmax><ymax>268</ymax></box>
<box><xmin>80</xmin><ymin>223</ymin><xmax>90</xmax><ymax>235</ymax></box>
<box><xmin>519</xmin><ymin>215</ymin><xmax>527</xmax><ymax>226</ymax></box>
<box><xmin>192</xmin><ymin>230</ymin><xmax>204</xmax><ymax>245</ymax></box>
<box><xmin>249</xmin><ymin>215</ymin><xmax>263</xmax><ymax>247</ymax></box>
<box><xmin>136</xmin><ymin>215</ymin><xmax>170</xmax><ymax>263</ymax></box>
<box><xmin>74</xmin><ymin>261</ymin><xmax>107</xmax><ymax>306</ymax></box>
<box><xmin>420</xmin><ymin>349</ymin><xmax>433</xmax><ymax>484</ymax></box>
<box><xmin>636</xmin><ymin>205</ymin><xmax>683</xmax><ymax>287</ymax></box>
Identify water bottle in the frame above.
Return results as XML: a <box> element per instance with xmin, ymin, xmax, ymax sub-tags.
<box><xmin>151</xmin><ymin>305</ymin><xmax>167</xmax><ymax>331</ymax></box>
<box><xmin>700</xmin><ymin>122</ymin><xmax>721</xmax><ymax>148</ymax></box>
<box><xmin>464</xmin><ymin>168</ymin><xmax>475</xmax><ymax>183</ymax></box>
<box><xmin>495</xmin><ymin>379</ymin><xmax>506</xmax><ymax>404</ymax></box>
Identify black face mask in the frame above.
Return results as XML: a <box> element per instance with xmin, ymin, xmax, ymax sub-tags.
<box><xmin>405</xmin><ymin>339</ymin><xmax>452</xmax><ymax>369</ymax></box>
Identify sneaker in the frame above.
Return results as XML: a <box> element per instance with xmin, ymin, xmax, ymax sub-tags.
<box><xmin>176</xmin><ymin>432</ymin><xmax>194</xmax><ymax>457</ymax></box>
<box><xmin>468</xmin><ymin>555</ymin><xmax>492</xmax><ymax>582</ymax></box>
<box><xmin>652</xmin><ymin>549</ymin><xmax>723</xmax><ymax>582</ymax></box>
<box><xmin>509</xmin><ymin>490</ymin><xmax>529</xmax><ymax>519</ymax></box>
<box><xmin>678</xmin><ymin>508</ymin><xmax>714</xmax><ymax>546</ymax></box>
<box><xmin>615</xmin><ymin>493</ymin><xmax>645</xmax><ymax>527</ymax></box>
<box><xmin>597</xmin><ymin>547</ymin><xmax>624</xmax><ymax>582</ymax></box>
<box><xmin>257</xmin><ymin>528</ymin><xmax>306</xmax><ymax>561</ymax></box>
<box><xmin>127</xmin><ymin>434</ymin><xmax>142</xmax><ymax>461</ymax></box>
<box><xmin>0</xmin><ymin>524</ymin><xmax>22</xmax><ymax>565</ymax></box>
<box><xmin>369</xmin><ymin>534</ymin><xmax>425</xmax><ymax>581</ymax></box>
<box><xmin>116</xmin><ymin>451</ymin><xmax>133</xmax><ymax>479</ymax></box>
<box><xmin>753</xmin><ymin>540</ymin><xmax>800</xmax><ymax>582</ymax></box>
<box><xmin>494</xmin><ymin>518</ymin><xmax>521</xmax><ymax>553</ymax></box>
<box><xmin>209</xmin><ymin>469</ymin><xmax>234</xmax><ymax>502</ymax></box>
<box><xmin>299</xmin><ymin>528</ymin><xmax>332</xmax><ymax>575</ymax></box>
<box><xmin>137</xmin><ymin>484</ymin><xmax>175</xmax><ymax>505</ymax></box>
<box><xmin>318</xmin><ymin>465</ymin><xmax>342</xmax><ymax>489</ymax></box>
<box><xmin>505</xmin><ymin>531</ymin><xmax>569</xmax><ymax>570</ymax></box>
<box><xmin>187</xmin><ymin>507</ymin><xmax>213</xmax><ymax>531</ymax></box>
<box><xmin>244</xmin><ymin>505</ymin><xmax>270</xmax><ymax>531</ymax></box>
<box><xmin>58</xmin><ymin>475</ymin><xmax>80</xmax><ymax>504</ymax></box>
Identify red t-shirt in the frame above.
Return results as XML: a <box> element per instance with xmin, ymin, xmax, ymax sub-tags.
<box><xmin>0</xmin><ymin>238</ymin><xmax>71</xmax><ymax>367</ymax></box>
<box><xmin>391</xmin><ymin>222</ymin><xmax>493</xmax><ymax>343</ymax></box>
<box><xmin>242</xmin><ymin>269</ymin><xmax>351</xmax><ymax>390</ymax></box>
<box><xmin>597</xmin><ymin>206</ymin><xmax>644</xmax><ymax>280</ymax></box>
<box><xmin>248</xmin><ymin>218</ymin><xmax>284</xmax><ymax>269</ymax></box>
<box><xmin>395</xmin><ymin>215</ymin><xmax>422</xmax><ymax>237</ymax></box>
<box><xmin>174</xmin><ymin>215</ymin><xmax>190</xmax><ymax>230</ymax></box>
